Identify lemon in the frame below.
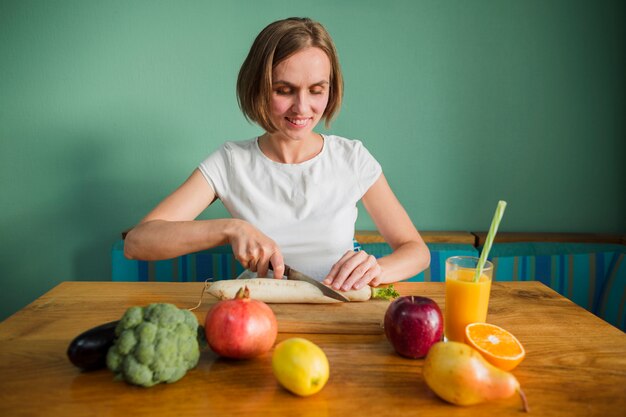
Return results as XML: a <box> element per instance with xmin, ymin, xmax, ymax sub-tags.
<box><xmin>272</xmin><ymin>338</ymin><xmax>329</xmax><ymax>396</ymax></box>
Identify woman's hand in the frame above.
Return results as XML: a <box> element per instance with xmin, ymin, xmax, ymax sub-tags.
<box><xmin>228</xmin><ymin>219</ymin><xmax>285</xmax><ymax>280</ymax></box>
<box><xmin>323</xmin><ymin>250</ymin><xmax>382</xmax><ymax>291</ymax></box>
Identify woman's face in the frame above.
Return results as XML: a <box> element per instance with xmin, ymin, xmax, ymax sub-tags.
<box><xmin>269</xmin><ymin>47</ymin><xmax>331</xmax><ymax>141</ymax></box>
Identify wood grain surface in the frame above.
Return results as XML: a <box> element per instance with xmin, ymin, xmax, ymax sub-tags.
<box><xmin>356</xmin><ymin>230</ymin><xmax>476</xmax><ymax>244</ymax></box>
<box><xmin>472</xmin><ymin>231</ymin><xmax>625</xmax><ymax>245</ymax></box>
<box><xmin>1</xmin><ymin>281</ymin><xmax>625</xmax><ymax>417</ymax></box>
<box><xmin>199</xmin><ymin>292</ymin><xmax>392</xmax><ymax>334</ymax></box>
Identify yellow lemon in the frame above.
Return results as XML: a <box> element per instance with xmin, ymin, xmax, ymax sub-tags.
<box><xmin>272</xmin><ymin>337</ymin><xmax>329</xmax><ymax>396</ymax></box>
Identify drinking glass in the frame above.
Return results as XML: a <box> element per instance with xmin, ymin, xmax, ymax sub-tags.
<box><xmin>444</xmin><ymin>256</ymin><xmax>493</xmax><ymax>342</ymax></box>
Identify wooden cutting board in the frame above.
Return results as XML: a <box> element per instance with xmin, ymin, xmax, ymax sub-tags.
<box><xmin>201</xmin><ymin>296</ymin><xmax>391</xmax><ymax>334</ymax></box>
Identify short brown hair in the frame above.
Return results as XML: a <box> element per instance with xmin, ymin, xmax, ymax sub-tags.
<box><xmin>237</xmin><ymin>17</ymin><xmax>343</xmax><ymax>132</ymax></box>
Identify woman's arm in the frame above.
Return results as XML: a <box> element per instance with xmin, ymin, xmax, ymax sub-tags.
<box><xmin>362</xmin><ymin>173</ymin><xmax>430</xmax><ymax>283</ymax></box>
<box><xmin>323</xmin><ymin>173</ymin><xmax>430</xmax><ymax>290</ymax></box>
<box><xmin>124</xmin><ymin>169</ymin><xmax>226</xmax><ymax>260</ymax></box>
<box><xmin>124</xmin><ymin>169</ymin><xmax>285</xmax><ymax>278</ymax></box>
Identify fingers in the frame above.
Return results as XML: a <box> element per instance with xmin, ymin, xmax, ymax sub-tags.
<box><xmin>242</xmin><ymin>246</ymin><xmax>279</xmax><ymax>277</ymax></box>
<box><xmin>256</xmin><ymin>248</ymin><xmax>283</xmax><ymax>278</ymax></box>
<box><xmin>230</xmin><ymin>224</ymin><xmax>281</xmax><ymax>278</ymax></box>
<box><xmin>239</xmin><ymin>247</ymin><xmax>260</xmax><ymax>271</ymax></box>
<box><xmin>351</xmin><ymin>262</ymin><xmax>381</xmax><ymax>289</ymax></box>
<box><xmin>323</xmin><ymin>250</ymin><xmax>355</xmax><ymax>284</ymax></box>
<box><xmin>324</xmin><ymin>250</ymin><xmax>381</xmax><ymax>291</ymax></box>
<box><xmin>268</xmin><ymin>252</ymin><xmax>285</xmax><ymax>280</ymax></box>
<box><xmin>246</xmin><ymin>257</ymin><xmax>258</xmax><ymax>271</ymax></box>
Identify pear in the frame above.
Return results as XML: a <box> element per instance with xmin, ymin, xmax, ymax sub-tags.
<box><xmin>423</xmin><ymin>341</ymin><xmax>528</xmax><ymax>412</ymax></box>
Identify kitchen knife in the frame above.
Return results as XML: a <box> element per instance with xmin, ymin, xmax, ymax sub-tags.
<box><xmin>269</xmin><ymin>263</ymin><xmax>350</xmax><ymax>302</ymax></box>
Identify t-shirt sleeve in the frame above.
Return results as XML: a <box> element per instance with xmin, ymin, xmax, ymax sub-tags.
<box><xmin>354</xmin><ymin>140</ymin><xmax>382</xmax><ymax>196</ymax></box>
<box><xmin>198</xmin><ymin>144</ymin><xmax>231</xmax><ymax>199</ymax></box>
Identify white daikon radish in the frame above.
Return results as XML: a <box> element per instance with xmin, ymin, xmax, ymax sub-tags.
<box><xmin>206</xmin><ymin>278</ymin><xmax>399</xmax><ymax>303</ymax></box>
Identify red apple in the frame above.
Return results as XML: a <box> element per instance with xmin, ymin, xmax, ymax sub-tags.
<box><xmin>384</xmin><ymin>296</ymin><xmax>443</xmax><ymax>359</ymax></box>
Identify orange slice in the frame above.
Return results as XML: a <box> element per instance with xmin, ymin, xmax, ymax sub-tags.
<box><xmin>464</xmin><ymin>322</ymin><xmax>525</xmax><ymax>371</ymax></box>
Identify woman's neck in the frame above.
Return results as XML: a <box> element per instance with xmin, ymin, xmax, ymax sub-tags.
<box><xmin>258</xmin><ymin>132</ymin><xmax>324</xmax><ymax>164</ymax></box>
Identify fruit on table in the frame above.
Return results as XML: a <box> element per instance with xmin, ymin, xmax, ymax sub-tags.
<box><xmin>272</xmin><ymin>338</ymin><xmax>329</xmax><ymax>396</ymax></box>
<box><xmin>423</xmin><ymin>341</ymin><xmax>528</xmax><ymax>412</ymax></box>
<box><xmin>384</xmin><ymin>296</ymin><xmax>443</xmax><ymax>358</ymax></box>
<box><xmin>464</xmin><ymin>322</ymin><xmax>526</xmax><ymax>371</ymax></box>
<box><xmin>204</xmin><ymin>286</ymin><xmax>277</xmax><ymax>359</ymax></box>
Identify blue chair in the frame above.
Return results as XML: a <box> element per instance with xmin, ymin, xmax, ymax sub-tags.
<box><xmin>112</xmin><ymin>239</ymin><xmax>478</xmax><ymax>283</ymax></box>
<box><xmin>111</xmin><ymin>240</ymin><xmax>244</xmax><ymax>282</ymax></box>
<box><xmin>358</xmin><ymin>242</ymin><xmax>479</xmax><ymax>282</ymax></box>
<box><xmin>597</xmin><ymin>251</ymin><xmax>626</xmax><ymax>331</ymax></box>
<box><xmin>484</xmin><ymin>242</ymin><xmax>626</xmax><ymax>331</ymax></box>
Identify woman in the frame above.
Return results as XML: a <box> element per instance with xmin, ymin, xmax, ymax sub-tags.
<box><xmin>124</xmin><ymin>17</ymin><xmax>429</xmax><ymax>291</ymax></box>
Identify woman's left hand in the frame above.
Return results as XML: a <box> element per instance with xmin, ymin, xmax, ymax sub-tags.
<box><xmin>323</xmin><ymin>250</ymin><xmax>382</xmax><ymax>291</ymax></box>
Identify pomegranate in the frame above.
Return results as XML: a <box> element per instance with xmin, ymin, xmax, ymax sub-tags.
<box><xmin>204</xmin><ymin>286</ymin><xmax>277</xmax><ymax>359</ymax></box>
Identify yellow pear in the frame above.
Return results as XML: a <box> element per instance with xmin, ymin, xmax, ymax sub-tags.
<box><xmin>423</xmin><ymin>341</ymin><xmax>528</xmax><ymax>411</ymax></box>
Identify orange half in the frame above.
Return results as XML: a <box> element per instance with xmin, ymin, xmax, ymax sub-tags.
<box><xmin>464</xmin><ymin>322</ymin><xmax>525</xmax><ymax>371</ymax></box>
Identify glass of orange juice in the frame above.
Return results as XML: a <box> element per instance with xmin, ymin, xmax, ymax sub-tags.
<box><xmin>444</xmin><ymin>256</ymin><xmax>493</xmax><ymax>342</ymax></box>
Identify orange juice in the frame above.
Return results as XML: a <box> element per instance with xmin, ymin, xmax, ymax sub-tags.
<box><xmin>445</xmin><ymin>261</ymin><xmax>492</xmax><ymax>342</ymax></box>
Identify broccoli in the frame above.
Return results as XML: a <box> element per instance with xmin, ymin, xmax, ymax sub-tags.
<box><xmin>106</xmin><ymin>303</ymin><xmax>200</xmax><ymax>387</ymax></box>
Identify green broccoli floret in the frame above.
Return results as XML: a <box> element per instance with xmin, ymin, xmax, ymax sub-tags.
<box><xmin>106</xmin><ymin>303</ymin><xmax>200</xmax><ymax>387</ymax></box>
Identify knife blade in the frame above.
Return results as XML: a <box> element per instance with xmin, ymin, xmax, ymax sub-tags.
<box><xmin>269</xmin><ymin>263</ymin><xmax>350</xmax><ymax>302</ymax></box>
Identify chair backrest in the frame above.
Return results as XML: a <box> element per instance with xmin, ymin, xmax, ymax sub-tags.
<box><xmin>484</xmin><ymin>242</ymin><xmax>626</xmax><ymax>330</ymax></box>
<box><xmin>112</xmin><ymin>240</ymin><xmax>479</xmax><ymax>283</ymax></box>
<box><xmin>358</xmin><ymin>242</ymin><xmax>479</xmax><ymax>282</ymax></box>
<box><xmin>111</xmin><ymin>240</ymin><xmax>245</xmax><ymax>282</ymax></box>
<box><xmin>597</xmin><ymin>252</ymin><xmax>626</xmax><ymax>331</ymax></box>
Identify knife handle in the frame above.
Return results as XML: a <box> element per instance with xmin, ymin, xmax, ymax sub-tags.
<box><xmin>268</xmin><ymin>261</ymin><xmax>290</xmax><ymax>277</ymax></box>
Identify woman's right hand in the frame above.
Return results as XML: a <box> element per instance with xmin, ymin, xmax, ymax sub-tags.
<box><xmin>228</xmin><ymin>219</ymin><xmax>285</xmax><ymax>280</ymax></box>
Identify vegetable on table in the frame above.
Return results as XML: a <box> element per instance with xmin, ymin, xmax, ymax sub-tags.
<box><xmin>68</xmin><ymin>318</ymin><xmax>207</xmax><ymax>374</ymax></box>
<box><xmin>67</xmin><ymin>320</ymin><xmax>119</xmax><ymax>371</ymax></box>
<box><xmin>206</xmin><ymin>278</ymin><xmax>400</xmax><ymax>303</ymax></box>
<box><xmin>105</xmin><ymin>303</ymin><xmax>201</xmax><ymax>387</ymax></box>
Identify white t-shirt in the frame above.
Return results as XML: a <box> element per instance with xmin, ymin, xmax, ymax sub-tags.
<box><xmin>198</xmin><ymin>134</ymin><xmax>382</xmax><ymax>280</ymax></box>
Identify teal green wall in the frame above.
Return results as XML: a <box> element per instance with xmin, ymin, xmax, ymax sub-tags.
<box><xmin>1</xmin><ymin>0</ymin><xmax>625</xmax><ymax>320</ymax></box>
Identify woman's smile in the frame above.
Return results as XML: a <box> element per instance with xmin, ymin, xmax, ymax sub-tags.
<box><xmin>285</xmin><ymin>117</ymin><xmax>312</xmax><ymax>127</ymax></box>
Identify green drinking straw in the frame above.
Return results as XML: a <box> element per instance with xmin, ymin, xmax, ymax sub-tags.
<box><xmin>474</xmin><ymin>200</ymin><xmax>507</xmax><ymax>282</ymax></box>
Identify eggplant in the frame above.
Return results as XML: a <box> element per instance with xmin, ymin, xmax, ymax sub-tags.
<box><xmin>67</xmin><ymin>320</ymin><xmax>119</xmax><ymax>371</ymax></box>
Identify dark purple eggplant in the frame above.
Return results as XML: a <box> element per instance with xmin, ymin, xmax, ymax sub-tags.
<box><xmin>67</xmin><ymin>320</ymin><xmax>119</xmax><ymax>371</ymax></box>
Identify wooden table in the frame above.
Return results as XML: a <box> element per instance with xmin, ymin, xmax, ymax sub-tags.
<box><xmin>0</xmin><ymin>281</ymin><xmax>625</xmax><ymax>417</ymax></box>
